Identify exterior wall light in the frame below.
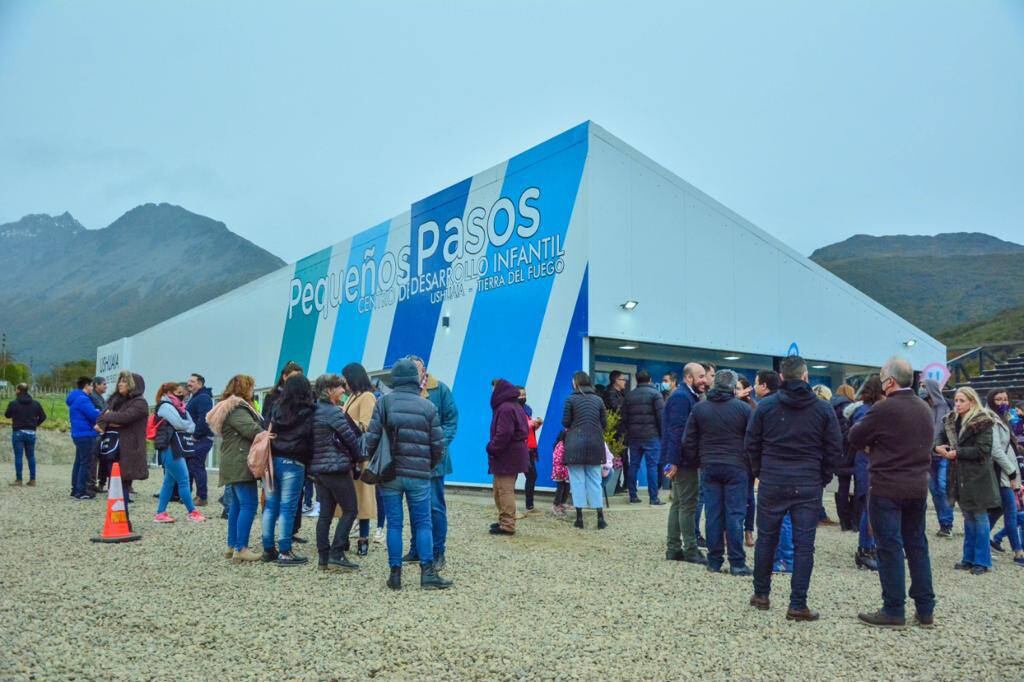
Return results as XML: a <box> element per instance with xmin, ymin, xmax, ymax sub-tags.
<box><xmin>811</xmin><ymin>364</ymin><xmax>828</xmax><ymax>369</ymax></box>
<box><xmin>619</xmin><ymin>344</ymin><xmax>638</xmax><ymax>351</ymax></box>
<box><xmin>904</xmin><ymin>339</ymin><xmax>917</xmax><ymax>347</ymax></box>
<box><xmin>621</xmin><ymin>300</ymin><xmax>639</xmax><ymax>311</ymax></box>
<box><xmin>723</xmin><ymin>355</ymin><xmax>741</xmax><ymax>361</ymax></box>
<box><xmin>442</xmin><ymin>316</ymin><xmax>451</xmax><ymax>328</ymax></box>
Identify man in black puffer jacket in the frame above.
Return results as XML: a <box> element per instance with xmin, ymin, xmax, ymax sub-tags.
<box><xmin>309</xmin><ymin>374</ymin><xmax>363</xmax><ymax>571</ymax></box>
<box><xmin>364</xmin><ymin>359</ymin><xmax>449</xmax><ymax>591</ymax></box>
<box><xmin>622</xmin><ymin>370</ymin><xmax>664</xmax><ymax>504</ymax></box>
<box><xmin>745</xmin><ymin>356</ymin><xmax>843</xmax><ymax>622</ymax></box>
<box><xmin>683</xmin><ymin>370</ymin><xmax>753</xmax><ymax>576</ymax></box>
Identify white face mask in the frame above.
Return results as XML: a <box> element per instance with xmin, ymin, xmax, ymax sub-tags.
<box><xmin>661</xmin><ymin>381</ymin><xmax>672</xmax><ymax>391</ymax></box>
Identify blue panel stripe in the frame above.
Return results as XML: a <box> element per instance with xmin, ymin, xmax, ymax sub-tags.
<box><xmin>325</xmin><ymin>220</ymin><xmax>391</xmax><ymax>372</ymax></box>
<box><xmin>535</xmin><ymin>268</ymin><xmax>589</xmax><ymax>488</ymax></box>
<box><xmin>383</xmin><ymin>177</ymin><xmax>473</xmax><ymax>368</ymax></box>
<box><xmin>449</xmin><ymin>123</ymin><xmax>589</xmax><ymax>485</ymax></box>
<box><xmin>277</xmin><ymin>246</ymin><xmax>333</xmax><ymax>376</ymax></box>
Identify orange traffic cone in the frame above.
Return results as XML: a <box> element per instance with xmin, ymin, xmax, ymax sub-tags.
<box><xmin>91</xmin><ymin>462</ymin><xmax>142</xmax><ymax>543</ymax></box>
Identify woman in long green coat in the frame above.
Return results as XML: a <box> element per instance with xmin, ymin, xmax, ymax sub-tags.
<box><xmin>208</xmin><ymin>375</ymin><xmax>265</xmax><ymax>563</ymax></box>
<box><xmin>934</xmin><ymin>387</ymin><xmax>1000</xmax><ymax>575</ymax></box>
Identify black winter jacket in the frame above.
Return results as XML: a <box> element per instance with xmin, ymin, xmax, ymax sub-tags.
<box><xmin>364</xmin><ymin>379</ymin><xmax>445</xmax><ymax>480</ymax></box>
<box><xmin>562</xmin><ymin>388</ymin><xmax>607</xmax><ymax>466</ymax></box>
<box><xmin>5</xmin><ymin>394</ymin><xmax>46</xmax><ymax>431</ymax></box>
<box><xmin>623</xmin><ymin>384</ymin><xmax>664</xmax><ymax>441</ymax></box>
<box><xmin>309</xmin><ymin>400</ymin><xmax>362</xmax><ymax>475</ymax></box>
<box><xmin>744</xmin><ymin>380</ymin><xmax>842</xmax><ymax>488</ymax></box>
<box><xmin>270</xmin><ymin>403</ymin><xmax>315</xmax><ymax>466</ymax></box>
<box><xmin>682</xmin><ymin>389</ymin><xmax>752</xmax><ymax>469</ymax></box>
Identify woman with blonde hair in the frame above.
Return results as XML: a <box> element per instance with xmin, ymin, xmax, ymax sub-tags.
<box><xmin>342</xmin><ymin>362</ymin><xmax>379</xmax><ymax>556</ymax></box>
<box><xmin>207</xmin><ymin>374</ymin><xmax>265</xmax><ymax>562</ymax></box>
<box><xmin>935</xmin><ymin>386</ymin><xmax>1001</xmax><ymax>574</ymax></box>
<box><xmin>812</xmin><ymin>385</ymin><xmax>833</xmax><ymax>402</ymax></box>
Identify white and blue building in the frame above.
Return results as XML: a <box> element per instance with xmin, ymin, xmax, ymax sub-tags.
<box><xmin>96</xmin><ymin>122</ymin><xmax>946</xmax><ymax>488</ymax></box>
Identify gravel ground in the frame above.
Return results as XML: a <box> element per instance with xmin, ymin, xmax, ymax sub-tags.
<box><xmin>1</xmin><ymin>463</ymin><xmax>1022</xmax><ymax>681</ymax></box>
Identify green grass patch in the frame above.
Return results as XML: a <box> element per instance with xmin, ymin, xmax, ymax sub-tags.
<box><xmin>0</xmin><ymin>393</ymin><xmax>71</xmax><ymax>432</ymax></box>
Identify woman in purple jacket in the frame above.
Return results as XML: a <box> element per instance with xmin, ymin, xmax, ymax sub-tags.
<box><xmin>486</xmin><ymin>379</ymin><xmax>530</xmax><ymax>536</ymax></box>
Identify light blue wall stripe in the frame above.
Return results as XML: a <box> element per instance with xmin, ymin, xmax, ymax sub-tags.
<box><xmin>325</xmin><ymin>220</ymin><xmax>391</xmax><ymax>372</ymax></box>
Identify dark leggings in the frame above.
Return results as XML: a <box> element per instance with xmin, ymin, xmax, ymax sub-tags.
<box><xmin>554</xmin><ymin>481</ymin><xmax>570</xmax><ymax>507</ymax></box>
<box><xmin>524</xmin><ymin>450</ymin><xmax>538</xmax><ymax>509</ymax></box>
<box><xmin>315</xmin><ymin>473</ymin><xmax>357</xmax><ymax>557</ymax></box>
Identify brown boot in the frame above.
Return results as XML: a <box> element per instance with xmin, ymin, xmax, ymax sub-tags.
<box><xmin>786</xmin><ymin>607</ymin><xmax>820</xmax><ymax>622</ymax></box>
<box><xmin>9</xmin><ymin>480</ymin><xmax>22</xmax><ymax>486</ymax></box>
<box><xmin>26</xmin><ymin>480</ymin><xmax>36</xmax><ymax>487</ymax></box>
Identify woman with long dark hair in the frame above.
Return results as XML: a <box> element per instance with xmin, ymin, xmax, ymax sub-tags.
<box><xmin>562</xmin><ymin>371</ymin><xmax>608</xmax><ymax>530</ymax></box>
<box><xmin>262</xmin><ymin>373</ymin><xmax>316</xmax><ymax>566</ymax></box>
<box><xmin>985</xmin><ymin>388</ymin><xmax>1024</xmax><ymax>564</ymax></box>
<box><xmin>342</xmin><ymin>362</ymin><xmax>379</xmax><ymax>556</ymax></box>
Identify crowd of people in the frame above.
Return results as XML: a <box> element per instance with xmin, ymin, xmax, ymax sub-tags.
<box><xmin>6</xmin><ymin>350</ymin><xmax>1024</xmax><ymax>614</ymax></box>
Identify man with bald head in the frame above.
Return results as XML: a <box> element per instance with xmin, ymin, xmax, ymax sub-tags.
<box><xmin>662</xmin><ymin>362</ymin><xmax>707</xmax><ymax>563</ymax></box>
<box><xmin>848</xmin><ymin>357</ymin><xmax>936</xmax><ymax>628</ymax></box>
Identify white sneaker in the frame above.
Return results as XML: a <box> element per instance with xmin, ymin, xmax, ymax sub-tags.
<box><xmin>303</xmin><ymin>502</ymin><xmax>320</xmax><ymax>518</ymax></box>
<box><xmin>373</xmin><ymin>527</ymin><xmax>385</xmax><ymax>544</ymax></box>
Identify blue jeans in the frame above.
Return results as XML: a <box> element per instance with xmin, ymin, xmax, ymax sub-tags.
<box><xmin>929</xmin><ymin>459</ymin><xmax>954</xmax><ymax>529</ymax></box>
<box><xmin>753</xmin><ymin>483</ymin><xmax>821</xmax><ymax>609</ymax></box>
<box><xmin>859</xmin><ymin>505</ymin><xmax>876</xmax><ymax>550</ymax></box>
<box><xmin>262</xmin><ymin>457</ymin><xmax>305</xmax><ymax>554</ymax></box>
<box><xmin>962</xmin><ymin>509</ymin><xmax>992</xmax><ymax>568</ymax></box>
<box><xmin>627</xmin><ymin>438</ymin><xmax>661</xmax><ymax>501</ymax></box>
<box><xmin>405</xmin><ymin>475</ymin><xmax>448</xmax><ymax>560</ymax></box>
<box><xmin>157</xmin><ymin>450</ymin><xmax>196</xmax><ymax>513</ymax></box>
<box><xmin>991</xmin><ymin>487</ymin><xmax>1022</xmax><ymax>553</ymax></box>
<box><xmin>775</xmin><ymin>513</ymin><xmax>793</xmax><ymax>566</ymax></box>
<box><xmin>993</xmin><ymin>510</ymin><xmax>1024</xmax><ymax>548</ymax></box>
<box><xmin>224</xmin><ymin>481</ymin><xmax>258</xmax><ymax>551</ymax></box>
<box><xmin>869</xmin><ymin>495</ymin><xmax>935</xmax><ymax>618</ymax></box>
<box><xmin>12</xmin><ymin>430</ymin><xmax>37</xmax><ymax>482</ymax></box>
<box><xmin>702</xmin><ymin>464</ymin><xmax>749</xmax><ymax>568</ymax></box>
<box><xmin>71</xmin><ymin>436</ymin><xmax>97</xmax><ymax>496</ymax></box>
<box><xmin>381</xmin><ymin>476</ymin><xmax>433</xmax><ymax>569</ymax></box>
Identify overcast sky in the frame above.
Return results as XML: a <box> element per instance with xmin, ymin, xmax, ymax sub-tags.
<box><xmin>1</xmin><ymin>1</ymin><xmax>1021</xmax><ymax>262</ymax></box>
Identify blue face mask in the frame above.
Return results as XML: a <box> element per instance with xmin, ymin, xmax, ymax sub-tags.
<box><xmin>661</xmin><ymin>381</ymin><xmax>672</xmax><ymax>392</ymax></box>
<box><xmin>917</xmin><ymin>388</ymin><xmax>929</xmax><ymax>399</ymax></box>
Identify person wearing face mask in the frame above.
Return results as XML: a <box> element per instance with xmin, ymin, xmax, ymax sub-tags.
<box><xmin>984</xmin><ymin>388</ymin><xmax>1024</xmax><ymax>565</ymax></box>
<box><xmin>661</xmin><ymin>372</ymin><xmax>678</xmax><ymax>402</ymax></box>
<box><xmin>487</xmin><ymin>380</ymin><xmax>531</xmax><ymax>535</ymax></box>
<box><xmin>918</xmin><ymin>379</ymin><xmax>954</xmax><ymax>537</ymax></box>
<box><xmin>935</xmin><ymin>387</ymin><xmax>1000</xmax><ymax>575</ymax></box>
<box><xmin>152</xmin><ymin>382</ymin><xmax>205</xmax><ymax>524</ymax></box>
<box><xmin>518</xmin><ymin>386</ymin><xmax>543</xmax><ymax>513</ymax></box>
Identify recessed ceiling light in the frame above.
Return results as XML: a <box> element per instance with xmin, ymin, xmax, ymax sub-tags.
<box><xmin>621</xmin><ymin>300</ymin><xmax>639</xmax><ymax>311</ymax></box>
<box><xmin>723</xmin><ymin>355</ymin><xmax>741</xmax><ymax>361</ymax></box>
<box><xmin>811</xmin><ymin>364</ymin><xmax>828</xmax><ymax>369</ymax></box>
<box><xmin>619</xmin><ymin>344</ymin><xmax>638</xmax><ymax>351</ymax></box>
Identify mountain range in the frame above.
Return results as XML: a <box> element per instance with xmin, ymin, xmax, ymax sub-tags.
<box><xmin>810</xmin><ymin>232</ymin><xmax>1024</xmax><ymax>344</ymax></box>
<box><xmin>3</xmin><ymin>206</ymin><xmax>1020</xmax><ymax>373</ymax></box>
<box><xmin>0</xmin><ymin>204</ymin><xmax>285</xmax><ymax>371</ymax></box>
